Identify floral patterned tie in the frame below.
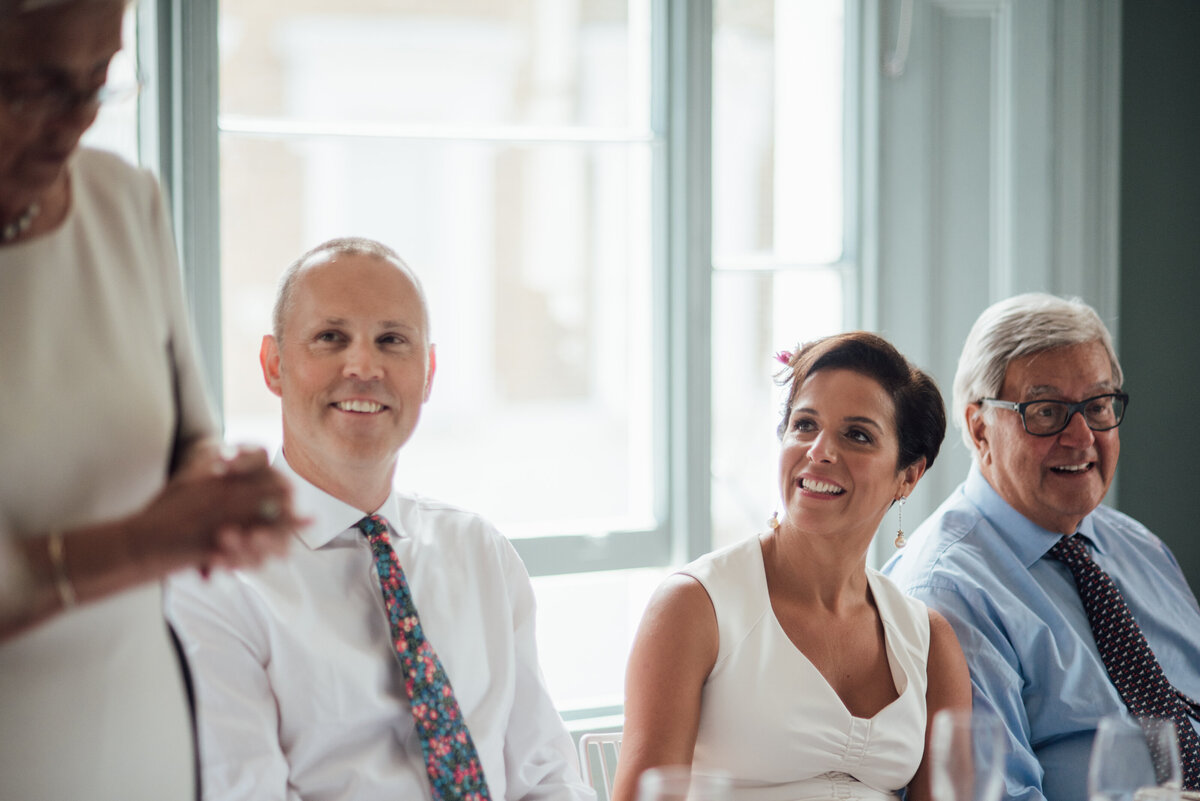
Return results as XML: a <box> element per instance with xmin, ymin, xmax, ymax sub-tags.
<box><xmin>357</xmin><ymin>514</ymin><xmax>492</xmax><ymax>801</ymax></box>
<box><xmin>1049</xmin><ymin>533</ymin><xmax>1200</xmax><ymax>789</ymax></box>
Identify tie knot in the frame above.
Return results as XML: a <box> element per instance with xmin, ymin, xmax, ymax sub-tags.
<box><xmin>356</xmin><ymin>514</ymin><xmax>391</xmax><ymax>545</ymax></box>
<box><xmin>1048</xmin><ymin>533</ymin><xmax>1090</xmax><ymax>565</ymax></box>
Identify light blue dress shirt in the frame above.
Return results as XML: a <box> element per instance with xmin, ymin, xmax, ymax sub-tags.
<box><xmin>883</xmin><ymin>465</ymin><xmax>1200</xmax><ymax>801</ymax></box>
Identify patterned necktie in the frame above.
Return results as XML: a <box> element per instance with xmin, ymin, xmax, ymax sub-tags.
<box><xmin>1048</xmin><ymin>533</ymin><xmax>1200</xmax><ymax>789</ymax></box>
<box><xmin>356</xmin><ymin>514</ymin><xmax>492</xmax><ymax>801</ymax></box>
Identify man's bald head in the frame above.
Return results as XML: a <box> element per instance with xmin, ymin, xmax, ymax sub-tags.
<box><xmin>271</xmin><ymin>237</ymin><xmax>430</xmax><ymax>343</ymax></box>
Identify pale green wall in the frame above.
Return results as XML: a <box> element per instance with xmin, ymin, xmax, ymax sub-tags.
<box><xmin>1118</xmin><ymin>1</ymin><xmax>1200</xmax><ymax>589</ymax></box>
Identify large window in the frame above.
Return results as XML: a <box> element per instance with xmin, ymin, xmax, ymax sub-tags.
<box><xmin>710</xmin><ymin>0</ymin><xmax>851</xmax><ymax>550</ymax></box>
<box><xmin>157</xmin><ymin>0</ymin><xmax>853</xmax><ymax>716</ymax></box>
<box><xmin>217</xmin><ymin>2</ymin><xmax>658</xmax><ymax>548</ymax></box>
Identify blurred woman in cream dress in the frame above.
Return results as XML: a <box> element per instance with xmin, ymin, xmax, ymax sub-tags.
<box><xmin>0</xmin><ymin>2</ymin><xmax>300</xmax><ymax>798</ymax></box>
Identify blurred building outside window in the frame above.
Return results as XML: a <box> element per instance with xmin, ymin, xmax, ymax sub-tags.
<box><xmin>105</xmin><ymin>0</ymin><xmax>852</xmax><ymax>718</ymax></box>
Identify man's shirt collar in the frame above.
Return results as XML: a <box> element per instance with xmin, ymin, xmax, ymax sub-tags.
<box><xmin>274</xmin><ymin>451</ymin><xmax>405</xmax><ymax>550</ymax></box>
<box><xmin>964</xmin><ymin>462</ymin><xmax>1103</xmax><ymax>567</ymax></box>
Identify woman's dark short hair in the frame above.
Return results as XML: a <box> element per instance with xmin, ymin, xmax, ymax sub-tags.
<box><xmin>775</xmin><ymin>331</ymin><xmax>946</xmax><ymax>471</ymax></box>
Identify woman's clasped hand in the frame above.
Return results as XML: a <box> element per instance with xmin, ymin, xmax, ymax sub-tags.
<box><xmin>147</xmin><ymin>442</ymin><xmax>303</xmax><ymax>576</ymax></box>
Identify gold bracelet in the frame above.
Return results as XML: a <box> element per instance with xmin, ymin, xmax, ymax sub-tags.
<box><xmin>47</xmin><ymin>530</ymin><xmax>76</xmax><ymax>609</ymax></box>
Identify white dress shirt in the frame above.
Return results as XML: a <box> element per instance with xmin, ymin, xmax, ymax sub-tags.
<box><xmin>166</xmin><ymin>455</ymin><xmax>592</xmax><ymax>801</ymax></box>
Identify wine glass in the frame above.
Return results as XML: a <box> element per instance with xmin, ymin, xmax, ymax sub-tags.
<box><xmin>1088</xmin><ymin>715</ymin><xmax>1182</xmax><ymax>801</ymax></box>
<box><xmin>929</xmin><ymin>708</ymin><xmax>1005</xmax><ymax>801</ymax></box>
<box><xmin>636</xmin><ymin>765</ymin><xmax>732</xmax><ymax>801</ymax></box>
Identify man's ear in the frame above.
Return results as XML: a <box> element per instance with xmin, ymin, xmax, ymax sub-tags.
<box><xmin>965</xmin><ymin>403</ymin><xmax>990</xmax><ymax>464</ymax></box>
<box><xmin>423</xmin><ymin>344</ymin><xmax>437</xmax><ymax>402</ymax></box>
<box><xmin>260</xmin><ymin>335</ymin><xmax>283</xmax><ymax>398</ymax></box>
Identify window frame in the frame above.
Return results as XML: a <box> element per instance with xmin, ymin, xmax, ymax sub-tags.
<box><xmin>149</xmin><ymin>0</ymin><xmax>861</xmax><ymax>577</ymax></box>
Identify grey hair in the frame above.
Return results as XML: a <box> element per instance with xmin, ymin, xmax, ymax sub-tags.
<box><xmin>953</xmin><ymin>293</ymin><xmax>1124</xmax><ymax>453</ymax></box>
<box><xmin>271</xmin><ymin>236</ymin><xmax>429</xmax><ymax>342</ymax></box>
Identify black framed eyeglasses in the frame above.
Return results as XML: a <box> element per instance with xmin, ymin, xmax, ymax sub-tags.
<box><xmin>978</xmin><ymin>392</ymin><xmax>1129</xmax><ymax>437</ymax></box>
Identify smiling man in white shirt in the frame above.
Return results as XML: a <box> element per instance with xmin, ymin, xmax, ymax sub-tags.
<box><xmin>167</xmin><ymin>238</ymin><xmax>592</xmax><ymax>801</ymax></box>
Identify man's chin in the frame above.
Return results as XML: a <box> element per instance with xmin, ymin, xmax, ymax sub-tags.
<box><xmin>1040</xmin><ymin>494</ymin><xmax>1106</xmax><ymax>532</ymax></box>
<box><xmin>333</xmin><ymin>440</ymin><xmax>402</xmax><ymax>471</ymax></box>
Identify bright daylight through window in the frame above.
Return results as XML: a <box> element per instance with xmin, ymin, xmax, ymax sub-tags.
<box><xmin>128</xmin><ymin>0</ymin><xmax>851</xmax><ymax>716</ymax></box>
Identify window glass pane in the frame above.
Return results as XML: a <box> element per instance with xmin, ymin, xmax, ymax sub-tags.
<box><xmin>531</xmin><ymin>567</ymin><xmax>665</xmax><ymax>710</ymax></box>
<box><xmin>711</xmin><ymin>269</ymin><xmax>844</xmax><ymax>550</ymax></box>
<box><xmin>711</xmin><ymin>0</ymin><xmax>848</xmax><ymax>550</ymax></box>
<box><xmin>220</xmin><ymin>135</ymin><xmax>655</xmax><ymax>537</ymax></box>
<box><xmin>218</xmin><ymin>0</ymin><xmax>649</xmax><ymax>131</ymax></box>
<box><xmin>218</xmin><ymin>0</ymin><xmax>656</xmax><ymax>717</ymax></box>
<box><xmin>712</xmin><ymin>0</ymin><xmax>844</xmax><ymax>266</ymax></box>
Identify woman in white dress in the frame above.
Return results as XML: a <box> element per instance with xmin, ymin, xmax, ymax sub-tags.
<box><xmin>0</xmin><ymin>2</ymin><xmax>301</xmax><ymax>799</ymax></box>
<box><xmin>614</xmin><ymin>332</ymin><xmax>972</xmax><ymax>801</ymax></box>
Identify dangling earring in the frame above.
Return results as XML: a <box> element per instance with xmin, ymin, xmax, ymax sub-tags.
<box><xmin>768</xmin><ymin>511</ymin><xmax>780</xmax><ymax>530</ymax></box>
<box><xmin>893</xmin><ymin>497</ymin><xmax>908</xmax><ymax>548</ymax></box>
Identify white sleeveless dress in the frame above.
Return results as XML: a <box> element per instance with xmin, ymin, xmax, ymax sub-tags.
<box><xmin>681</xmin><ymin>536</ymin><xmax>930</xmax><ymax>801</ymax></box>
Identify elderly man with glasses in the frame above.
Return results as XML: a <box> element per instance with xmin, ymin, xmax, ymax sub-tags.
<box><xmin>884</xmin><ymin>293</ymin><xmax>1200</xmax><ymax>801</ymax></box>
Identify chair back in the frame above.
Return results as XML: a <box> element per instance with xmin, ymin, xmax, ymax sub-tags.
<box><xmin>578</xmin><ymin>730</ymin><xmax>623</xmax><ymax>801</ymax></box>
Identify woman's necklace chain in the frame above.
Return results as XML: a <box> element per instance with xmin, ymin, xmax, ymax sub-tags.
<box><xmin>1</xmin><ymin>202</ymin><xmax>42</xmax><ymax>242</ymax></box>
